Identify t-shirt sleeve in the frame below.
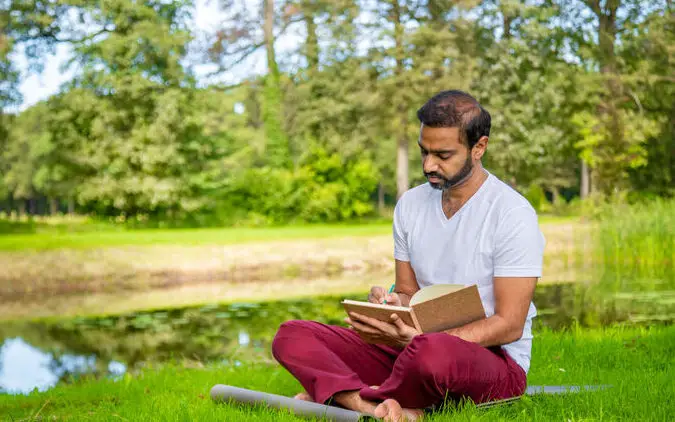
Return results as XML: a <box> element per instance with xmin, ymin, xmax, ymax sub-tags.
<box><xmin>393</xmin><ymin>200</ymin><xmax>410</xmax><ymax>262</ymax></box>
<box><xmin>493</xmin><ymin>205</ymin><xmax>545</xmax><ymax>277</ymax></box>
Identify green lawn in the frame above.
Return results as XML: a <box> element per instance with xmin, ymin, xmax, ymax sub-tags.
<box><xmin>0</xmin><ymin>223</ymin><xmax>392</xmax><ymax>251</ymax></box>
<box><xmin>2</xmin><ymin>324</ymin><xmax>672</xmax><ymax>421</ymax></box>
<box><xmin>0</xmin><ymin>215</ymin><xmax>577</xmax><ymax>251</ymax></box>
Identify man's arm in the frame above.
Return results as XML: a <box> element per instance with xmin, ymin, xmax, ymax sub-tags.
<box><xmin>443</xmin><ymin>276</ymin><xmax>537</xmax><ymax>347</ymax></box>
<box><xmin>392</xmin><ymin>260</ymin><xmax>420</xmax><ymax>307</ymax></box>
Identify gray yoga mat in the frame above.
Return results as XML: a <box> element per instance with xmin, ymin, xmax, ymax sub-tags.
<box><xmin>210</xmin><ymin>383</ymin><xmax>611</xmax><ymax>421</ymax></box>
<box><xmin>210</xmin><ymin>384</ymin><xmax>365</xmax><ymax>421</ymax></box>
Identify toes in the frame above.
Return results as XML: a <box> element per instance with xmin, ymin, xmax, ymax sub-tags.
<box><xmin>381</xmin><ymin>398</ymin><xmax>404</xmax><ymax>421</ymax></box>
<box><xmin>402</xmin><ymin>408</ymin><xmax>424</xmax><ymax>421</ymax></box>
<box><xmin>293</xmin><ymin>392</ymin><xmax>314</xmax><ymax>402</ymax></box>
<box><xmin>373</xmin><ymin>401</ymin><xmax>390</xmax><ymax>418</ymax></box>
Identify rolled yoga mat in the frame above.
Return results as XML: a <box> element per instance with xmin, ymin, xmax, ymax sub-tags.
<box><xmin>210</xmin><ymin>384</ymin><xmax>611</xmax><ymax>420</ymax></box>
<box><xmin>210</xmin><ymin>384</ymin><xmax>366</xmax><ymax>421</ymax></box>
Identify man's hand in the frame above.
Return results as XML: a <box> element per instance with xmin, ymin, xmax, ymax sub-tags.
<box><xmin>345</xmin><ymin>311</ymin><xmax>420</xmax><ymax>348</ymax></box>
<box><xmin>367</xmin><ymin>285</ymin><xmax>403</xmax><ymax>307</ymax></box>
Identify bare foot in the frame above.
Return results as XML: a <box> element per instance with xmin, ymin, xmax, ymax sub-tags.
<box><xmin>333</xmin><ymin>390</ymin><xmax>378</xmax><ymax>415</ymax></box>
<box><xmin>373</xmin><ymin>398</ymin><xmax>424</xmax><ymax>422</ymax></box>
<box><xmin>293</xmin><ymin>391</ymin><xmax>314</xmax><ymax>402</ymax></box>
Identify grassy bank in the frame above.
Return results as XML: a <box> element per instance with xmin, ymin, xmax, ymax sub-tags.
<box><xmin>2</xmin><ymin>325</ymin><xmax>673</xmax><ymax>420</ymax></box>
<box><xmin>0</xmin><ymin>218</ymin><xmax>582</xmax><ymax>321</ymax></box>
<box><xmin>0</xmin><ymin>215</ymin><xmax>577</xmax><ymax>252</ymax></box>
<box><xmin>0</xmin><ymin>222</ymin><xmax>396</xmax><ymax>252</ymax></box>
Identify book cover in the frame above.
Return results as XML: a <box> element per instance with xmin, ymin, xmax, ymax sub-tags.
<box><xmin>341</xmin><ymin>284</ymin><xmax>486</xmax><ymax>344</ymax></box>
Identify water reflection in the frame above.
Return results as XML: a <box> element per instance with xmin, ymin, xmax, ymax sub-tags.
<box><xmin>1</xmin><ymin>283</ymin><xmax>671</xmax><ymax>395</ymax></box>
<box><xmin>0</xmin><ymin>338</ymin><xmax>126</xmax><ymax>394</ymax></box>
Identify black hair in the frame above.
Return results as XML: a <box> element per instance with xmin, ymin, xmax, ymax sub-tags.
<box><xmin>416</xmin><ymin>90</ymin><xmax>491</xmax><ymax>149</ymax></box>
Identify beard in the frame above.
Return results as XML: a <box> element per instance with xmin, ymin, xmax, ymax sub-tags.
<box><xmin>425</xmin><ymin>155</ymin><xmax>474</xmax><ymax>191</ymax></box>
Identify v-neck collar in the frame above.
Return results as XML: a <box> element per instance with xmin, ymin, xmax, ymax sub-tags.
<box><xmin>436</xmin><ymin>171</ymin><xmax>492</xmax><ymax>226</ymax></box>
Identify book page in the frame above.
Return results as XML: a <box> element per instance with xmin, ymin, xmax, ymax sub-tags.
<box><xmin>409</xmin><ymin>284</ymin><xmax>466</xmax><ymax>306</ymax></box>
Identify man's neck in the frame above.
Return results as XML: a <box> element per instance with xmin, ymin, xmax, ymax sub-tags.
<box><xmin>441</xmin><ymin>164</ymin><xmax>488</xmax><ymax>209</ymax></box>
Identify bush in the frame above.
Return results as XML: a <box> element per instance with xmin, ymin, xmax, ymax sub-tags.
<box><xmin>524</xmin><ymin>184</ymin><xmax>549</xmax><ymax>213</ymax></box>
<box><xmin>217</xmin><ymin>147</ymin><xmax>379</xmax><ymax>225</ymax></box>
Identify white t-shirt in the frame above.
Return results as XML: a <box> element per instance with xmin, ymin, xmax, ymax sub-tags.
<box><xmin>393</xmin><ymin>171</ymin><xmax>545</xmax><ymax>374</ymax></box>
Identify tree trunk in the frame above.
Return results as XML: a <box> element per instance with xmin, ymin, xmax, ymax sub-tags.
<box><xmin>68</xmin><ymin>197</ymin><xmax>75</xmax><ymax>215</ymax></box>
<box><xmin>393</xmin><ymin>1</ymin><xmax>409</xmax><ymax>200</ymax></box>
<box><xmin>502</xmin><ymin>10</ymin><xmax>512</xmax><ymax>40</ymax></box>
<box><xmin>581</xmin><ymin>159</ymin><xmax>590</xmax><ymax>198</ymax></box>
<box><xmin>378</xmin><ymin>182</ymin><xmax>385</xmax><ymax>215</ymax></box>
<box><xmin>17</xmin><ymin>199</ymin><xmax>26</xmax><ymax>218</ymax></box>
<box><xmin>303</xmin><ymin>2</ymin><xmax>320</xmax><ymax>141</ymax></box>
<box><xmin>262</xmin><ymin>0</ymin><xmax>289</xmax><ymax>167</ymax></box>
<box><xmin>49</xmin><ymin>198</ymin><xmax>59</xmax><ymax>215</ymax></box>
<box><xmin>590</xmin><ymin>0</ymin><xmax>623</xmax><ymax>193</ymax></box>
<box><xmin>304</xmin><ymin>10</ymin><xmax>319</xmax><ymax>74</ymax></box>
<box><xmin>264</xmin><ymin>0</ymin><xmax>278</xmax><ymax>76</ymax></box>
<box><xmin>551</xmin><ymin>187</ymin><xmax>561</xmax><ymax>205</ymax></box>
<box><xmin>427</xmin><ymin>0</ymin><xmax>447</xmax><ymax>81</ymax></box>
<box><xmin>28</xmin><ymin>198</ymin><xmax>36</xmax><ymax>215</ymax></box>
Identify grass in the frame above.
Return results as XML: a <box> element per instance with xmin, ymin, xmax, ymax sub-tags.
<box><xmin>0</xmin><ymin>215</ymin><xmax>576</xmax><ymax>252</ymax></box>
<box><xmin>0</xmin><ymin>223</ymin><xmax>393</xmax><ymax>251</ymax></box>
<box><xmin>2</xmin><ymin>324</ymin><xmax>673</xmax><ymax>421</ymax></box>
<box><xmin>0</xmin><ymin>219</ymin><xmax>581</xmax><ymax>321</ymax></box>
<box><xmin>594</xmin><ymin>197</ymin><xmax>674</xmax><ymax>285</ymax></box>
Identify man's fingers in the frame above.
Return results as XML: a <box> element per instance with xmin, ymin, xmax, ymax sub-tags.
<box><xmin>390</xmin><ymin>313</ymin><xmax>406</xmax><ymax>329</ymax></box>
<box><xmin>386</xmin><ymin>293</ymin><xmax>402</xmax><ymax>306</ymax></box>
<box><xmin>350</xmin><ymin>312</ymin><xmax>398</xmax><ymax>336</ymax></box>
<box><xmin>349</xmin><ymin>319</ymin><xmax>384</xmax><ymax>335</ymax></box>
<box><xmin>350</xmin><ymin>312</ymin><xmax>390</xmax><ymax>331</ymax></box>
<box><xmin>368</xmin><ymin>286</ymin><xmax>386</xmax><ymax>304</ymax></box>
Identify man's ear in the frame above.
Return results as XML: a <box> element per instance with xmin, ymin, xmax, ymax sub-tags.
<box><xmin>472</xmin><ymin>136</ymin><xmax>489</xmax><ymax>160</ymax></box>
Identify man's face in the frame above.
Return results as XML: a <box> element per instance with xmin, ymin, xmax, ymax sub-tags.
<box><xmin>418</xmin><ymin>125</ymin><xmax>474</xmax><ymax>190</ymax></box>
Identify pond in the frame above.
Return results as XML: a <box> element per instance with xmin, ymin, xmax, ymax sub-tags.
<box><xmin>1</xmin><ymin>283</ymin><xmax>672</xmax><ymax>395</ymax></box>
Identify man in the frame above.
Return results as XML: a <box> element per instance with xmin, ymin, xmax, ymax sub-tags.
<box><xmin>272</xmin><ymin>90</ymin><xmax>545</xmax><ymax>421</ymax></box>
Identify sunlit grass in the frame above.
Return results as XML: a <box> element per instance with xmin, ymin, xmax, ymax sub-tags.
<box><xmin>0</xmin><ymin>223</ymin><xmax>394</xmax><ymax>251</ymax></box>
<box><xmin>594</xmin><ymin>197</ymin><xmax>674</xmax><ymax>287</ymax></box>
<box><xmin>1</xmin><ymin>325</ymin><xmax>672</xmax><ymax>420</ymax></box>
<box><xmin>0</xmin><ymin>215</ymin><xmax>577</xmax><ymax>251</ymax></box>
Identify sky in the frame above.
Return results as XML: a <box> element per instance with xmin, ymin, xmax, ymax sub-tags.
<box><xmin>11</xmin><ymin>0</ymin><xmax>302</xmax><ymax>112</ymax></box>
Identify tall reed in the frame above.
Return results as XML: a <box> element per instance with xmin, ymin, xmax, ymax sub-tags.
<box><xmin>594</xmin><ymin>197</ymin><xmax>674</xmax><ymax>289</ymax></box>
<box><xmin>577</xmin><ymin>197</ymin><xmax>675</xmax><ymax>326</ymax></box>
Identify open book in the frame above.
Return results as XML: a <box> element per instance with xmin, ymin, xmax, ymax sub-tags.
<box><xmin>342</xmin><ymin>284</ymin><xmax>486</xmax><ymax>345</ymax></box>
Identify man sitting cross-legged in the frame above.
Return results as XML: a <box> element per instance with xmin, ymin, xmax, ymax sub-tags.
<box><xmin>271</xmin><ymin>90</ymin><xmax>546</xmax><ymax>421</ymax></box>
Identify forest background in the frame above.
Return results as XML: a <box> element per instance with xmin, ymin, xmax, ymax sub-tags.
<box><xmin>1</xmin><ymin>0</ymin><xmax>672</xmax><ymax>228</ymax></box>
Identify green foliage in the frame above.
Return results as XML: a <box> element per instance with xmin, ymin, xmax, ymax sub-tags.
<box><xmin>221</xmin><ymin>146</ymin><xmax>378</xmax><ymax>225</ymax></box>
<box><xmin>1</xmin><ymin>0</ymin><xmax>673</xmax><ymax>225</ymax></box>
<box><xmin>523</xmin><ymin>184</ymin><xmax>548</xmax><ymax>213</ymax></box>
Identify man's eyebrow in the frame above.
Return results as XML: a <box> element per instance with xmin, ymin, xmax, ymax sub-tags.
<box><xmin>418</xmin><ymin>143</ymin><xmax>456</xmax><ymax>154</ymax></box>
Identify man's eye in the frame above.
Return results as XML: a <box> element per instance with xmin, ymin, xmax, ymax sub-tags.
<box><xmin>439</xmin><ymin>154</ymin><xmax>451</xmax><ymax>160</ymax></box>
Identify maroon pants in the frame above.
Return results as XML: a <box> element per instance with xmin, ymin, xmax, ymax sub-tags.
<box><xmin>271</xmin><ymin>320</ymin><xmax>526</xmax><ymax>409</ymax></box>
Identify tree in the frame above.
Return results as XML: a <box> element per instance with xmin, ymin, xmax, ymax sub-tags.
<box><xmin>557</xmin><ymin>0</ymin><xmax>667</xmax><ymax>195</ymax></box>
<box><xmin>262</xmin><ymin>0</ymin><xmax>290</xmax><ymax>167</ymax></box>
<box><xmin>208</xmin><ymin>0</ymin><xmax>300</xmax><ymax>168</ymax></box>
<box><xmin>42</xmin><ymin>0</ymin><xmax>225</xmax><ymax>218</ymax></box>
<box><xmin>471</xmin><ymin>0</ymin><xmax>580</xmax><ymax>195</ymax></box>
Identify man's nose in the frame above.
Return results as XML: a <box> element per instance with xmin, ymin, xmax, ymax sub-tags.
<box><xmin>423</xmin><ymin>155</ymin><xmax>438</xmax><ymax>173</ymax></box>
